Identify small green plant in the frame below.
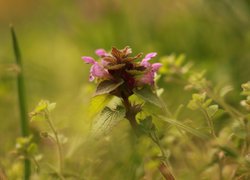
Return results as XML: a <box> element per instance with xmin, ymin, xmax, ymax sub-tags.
<box><xmin>12</xmin><ymin>136</ymin><xmax>41</xmax><ymax>173</ymax></box>
<box><xmin>187</xmin><ymin>92</ymin><xmax>218</xmax><ymax>137</ymax></box>
<box><xmin>160</xmin><ymin>54</ymin><xmax>250</xmax><ymax>179</ymax></box>
<box><xmin>30</xmin><ymin>100</ymin><xmax>66</xmax><ymax>179</ymax></box>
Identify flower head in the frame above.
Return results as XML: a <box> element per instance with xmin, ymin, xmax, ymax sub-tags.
<box><xmin>82</xmin><ymin>46</ymin><xmax>162</xmax><ymax>97</ymax></box>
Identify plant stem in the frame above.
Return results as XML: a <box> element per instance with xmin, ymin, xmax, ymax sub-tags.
<box><xmin>150</xmin><ymin>131</ymin><xmax>175</xmax><ymax>180</ymax></box>
<box><xmin>199</xmin><ymin>107</ymin><xmax>216</xmax><ymax>138</ymax></box>
<box><xmin>45</xmin><ymin>112</ymin><xmax>64</xmax><ymax>179</ymax></box>
<box><xmin>122</xmin><ymin>96</ymin><xmax>175</xmax><ymax>180</ymax></box>
<box><xmin>122</xmin><ymin>96</ymin><xmax>137</xmax><ymax>130</ymax></box>
<box><xmin>31</xmin><ymin>156</ymin><xmax>40</xmax><ymax>173</ymax></box>
<box><xmin>218</xmin><ymin>160</ymin><xmax>223</xmax><ymax>180</ymax></box>
<box><xmin>10</xmin><ymin>25</ymin><xmax>31</xmax><ymax>180</ymax></box>
<box><xmin>158</xmin><ymin>163</ymin><xmax>175</xmax><ymax>180</ymax></box>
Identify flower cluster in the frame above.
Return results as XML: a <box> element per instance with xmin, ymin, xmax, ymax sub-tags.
<box><xmin>82</xmin><ymin>46</ymin><xmax>162</xmax><ymax>97</ymax></box>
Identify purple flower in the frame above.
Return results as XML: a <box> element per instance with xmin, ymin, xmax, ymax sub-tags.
<box><xmin>82</xmin><ymin>56</ymin><xmax>111</xmax><ymax>81</ymax></box>
<box><xmin>139</xmin><ymin>53</ymin><xmax>162</xmax><ymax>85</ymax></box>
<box><xmin>82</xmin><ymin>47</ymin><xmax>162</xmax><ymax>88</ymax></box>
<box><xmin>95</xmin><ymin>49</ymin><xmax>109</xmax><ymax>57</ymax></box>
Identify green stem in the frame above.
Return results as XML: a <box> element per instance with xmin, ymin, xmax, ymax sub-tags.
<box><xmin>218</xmin><ymin>159</ymin><xmax>223</xmax><ymax>180</ymax></box>
<box><xmin>31</xmin><ymin>156</ymin><xmax>40</xmax><ymax>173</ymax></box>
<box><xmin>199</xmin><ymin>106</ymin><xmax>216</xmax><ymax>138</ymax></box>
<box><xmin>10</xmin><ymin>25</ymin><xmax>31</xmax><ymax>180</ymax></box>
<box><xmin>45</xmin><ymin>112</ymin><xmax>64</xmax><ymax>179</ymax></box>
<box><xmin>122</xmin><ymin>96</ymin><xmax>175</xmax><ymax>180</ymax></box>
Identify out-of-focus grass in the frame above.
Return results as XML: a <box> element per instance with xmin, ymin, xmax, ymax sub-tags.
<box><xmin>0</xmin><ymin>0</ymin><xmax>250</xmax><ymax>179</ymax></box>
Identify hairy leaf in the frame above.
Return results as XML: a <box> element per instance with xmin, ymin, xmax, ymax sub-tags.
<box><xmin>134</xmin><ymin>86</ymin><xmax>162</xmax><ymax>107</ymax></box>
<box><xmin>88</xmin><ymin>95</ymin><xmax>113</xmax><ymax>118</ymax></box>
<box><xmin>91</xmin><ymin>106</ymin><xmax>125</xmax><ymax>137</ymax></box>
<box><xmin>95</xmin><ymin>79</ymin><xmax>124</xmax><ymax>96</ymax></box>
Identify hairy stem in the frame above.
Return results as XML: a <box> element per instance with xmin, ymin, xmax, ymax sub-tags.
<box><xmin>122</xmin><ymin>96</ymin><xmax>137</xmax><ymax>130</ymax></box>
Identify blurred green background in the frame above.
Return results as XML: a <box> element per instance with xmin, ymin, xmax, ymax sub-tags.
<box><xmin>1</xmin><ymin>0</ymin><xmax>250</xmax><ymax>179</ymax></box>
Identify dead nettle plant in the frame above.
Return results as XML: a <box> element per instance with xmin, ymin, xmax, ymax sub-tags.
<box><xmin>82</xmin><ymin>47</ymin><xmax>208</xmax><ymax>180</ymax></box>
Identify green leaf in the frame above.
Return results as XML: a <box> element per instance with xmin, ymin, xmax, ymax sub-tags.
<box><xmin>58</xmin><ymin>134</ymin><xmax>68</xmax><ymax>144</ymax></box>
<box><xmin>232</xmin><ymin>122</ymin><xmax>247</xmax><ymax>139</ymax></box>
<box><xmin>193</xmin><ymin>93</ymin><xmax>206</xmax><ymax>102</ymax></box>
<box><xmin>88</xmin><ymin>94</ymin><xmax>112</xmax><ymax>118</ymax></box>
<box><xmin>30</xmin><ymin>100</ymin><xmax>56</xmax><ymax>122</ymax></box>
<box><xmin>134</xmin><ymin>86</ymin><xmax>162</xmax><ymax>107</ymax></box>
<box><xmin>157</xmin><ymin>115</ymin><xmax>209</xmax><ymax>139</ymax></box>
<box><xmin>206</xmin><ymin>105</ymin><xmax>218</xmax><ymax>118</ymax></box>
<box><xmin>95</xmin><ymin>79</ymin><xmax>124</xmax><ymax>96</ymax></box>
<box><xmin>30</xmin><ymin>114</ymin><xmax>45</xmax><ymax>122</ymax></box>
<box><xmin>34</xmin><ymin>100</ymin><xmax>48</xmax><ymax>113</ymax></box>
<box><xmin>218</xmin><ymin>146</ymin><xmax>238</xmax><ymax>158</ymax></box>
<box><xmin>187</xmin><ymin>100</ymin><xmax>199</xmax><ymax>110</ymax></box>
<box><xmin>219</xmin><ymin>85</ymin><xmax>233</xmax><ymax>97</ymax></box>
<box><xmin>91</xmin><ymin>106</ymin><xmax>125</xmax><ymax>137</ymax></box>
<box><xmin>16</xmin><ymin>135</ymin><xmax>33</xmax><ymax>151</ymax></box>
<box><xmin>156</xmin><ymin>88</ymin><xmax>164</xmax><ymax>97</ymax></box>
<box><xmin>138</xmin><ymin>116</ymin><xmax>156</xmax><ymax>135</ymax></box>
<box><xmin>174</xmin><ymin>104</ymin><xmax>184</xmax><ymax>119</ymax></box>
<box><xmin>27</xmin><ymin>143</ymin><xmax>38</xmax><ymax>155</ymax></box>
<box><xmin>47</xmin><ymin>103</ymin><xmax>56</xmax><ymax>112</ymax></box>
<box><xmin>202</xmin><ymin>99</ymin><xmax>212</xmax><ymax>108</ymax></box>
<box><xmin>175</xmin><ymin>54</ymin><xmax>185</xmax><ymax>66</ymax></box>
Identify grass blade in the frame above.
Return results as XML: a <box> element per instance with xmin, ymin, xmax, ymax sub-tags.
<box><xmin>10</xmin><ymin>25</ymin><xmax>31</xmax><ymax>180</ymax></box>
<box><xmin>157</xmin><ymin>115</ymin><xmax>209</xmax><ymax>139</ymax></box>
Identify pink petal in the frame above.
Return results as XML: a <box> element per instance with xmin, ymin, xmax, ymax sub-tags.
<box><xmin>141</xmin><ymin>52</ymin><xmax>157</xmax><ymax>64</ymax></box>
<box><xmin>101</xmin><ymin>59</ymin><xmax>109</xmax><ymax>66</ymax></box>
<box><xmin>145</xmin><ymin>52</ymin><xmax>157</xmax><ymax>59</ymax></box>
<box><xmin>95</xmin><ymin>49</ymin><xmax>108</xmax><ymax>57</ymax></box>
<box><xmin>91</xmin><ymin>63</ymin><xmax>110</xmax><ymax>78</ymax></box>
<box><xmin>82</xmin><ymin>56</ymin><xmax>96</xmax><ymax>64</ymax></box>
<box><xmin>152</xmin><ymin>63</ymin><xmax>162</xmax><ymax>72</ymax></box>
<box><xmin>89</xmin><ymin>74</ymin><xmax>95</xmax><ymax>81</ymax></box>
<box><xmin>140</xmin><ymin>59</ymin><xmax>151</xmax><ymax>67</ymax></box>
<box><xmin>140</xmin><ymin>71</ymin><xmax>155</xmax><ymax>85</ymax></box>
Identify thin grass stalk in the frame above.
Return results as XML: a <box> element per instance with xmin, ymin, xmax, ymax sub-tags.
<box><xmin>10</xmin><ymin>25</ymin><xmax>31</xmax><ymax>180</ymax></box>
